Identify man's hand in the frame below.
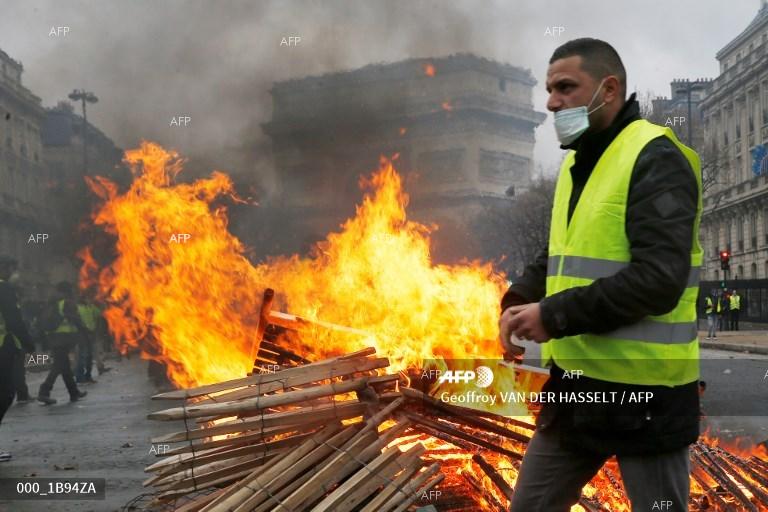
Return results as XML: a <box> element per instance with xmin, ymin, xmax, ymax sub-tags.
<box><xmin>507</xmin><ymin>303</ymin><xmax>550</xmax><ymax>343</ymax></box>
<box><xmin>499</xmin><ymin>306</ymin><xmax>528</xmax><ymax>358</ymax></box>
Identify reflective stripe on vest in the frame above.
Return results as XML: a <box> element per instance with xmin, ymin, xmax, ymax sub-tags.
<box><xmin>543</xmin><ymin>119</ymin><xmax>702</xmax><ymax>386</ymax></box>
<box><xmin>55</xmin><ymin>300</ymin><xmax>78</xmax><ymax>334</ymax></box>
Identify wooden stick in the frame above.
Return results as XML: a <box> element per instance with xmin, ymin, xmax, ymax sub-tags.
<box><xmin>148</xmin><ymin>433</ymin><xmax>312</xmax><ymax>480</ymax></box>
<box><xmin>462</xmin><ymin>470</ymin><xmax>507</xmax><ymax>512</ymax></box>
<box><xmin>150</xmin><ymin>401</ymin><xmax>367</xmax><ymax>444</ymax></box>
<box><xmin>249</xmin><ymin>288</ymin><xmax>275</xmax><ymax>366</ymax></box>
<box><xmin>328</xmin><ymin>443</ymin><xmax>427</xmax><ymax>512</ymax></box>
<box><xmin>472</xmin><ymin>453</ymin><xmax>515</xmax><ymax>503</ymax></box>
<box><xmin>402</xmin><ymin>411</ymin><xmax>523</xmax><ymax>460</ymax></box>
<box><xmin>267</xmin><ymin>310</ymin><xmax>374</xmax><ymax>338</ymax></box>
<box><xmin>381</xmin><ymin>471</ymin><xmax>445</xmax><ymax>512</ymax></box>
<box><xmin>191</xmin><ymin>357</ymin><xmax>389</xmax><ymax>405</ymax></box>
<box><xmin>149</xmin><ymin>377</ymin><xmax>369</xmax><ymax>421</ymax></box>
<box><xmin>271</xmin><ymin>431</ymin><xmax>381</xmax><ymax>512</ymax></box>
<box><xmin>153</xmin><ymin>348</ymin><xmax>376</xmax><ymax>400</ymax></box>
<box><xmin>358</xmin><ymin>462</ymin><xmax>427</xmax><ymax>512</ymax></box>
<box><xmin>402</xmin><ymin>387</ymin><xmax>531</xmax><ymax>443</ymax></box>
<box><xmin>202</xmin><ymin>423</ymin><xmax>349</xmax><ymax>512</ymax></box>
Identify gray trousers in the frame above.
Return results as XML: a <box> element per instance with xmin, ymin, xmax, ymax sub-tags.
<box><xmin>510</xmin><ymin>427</ymin><xmax>690</xmax><ymax>511</ymax></box>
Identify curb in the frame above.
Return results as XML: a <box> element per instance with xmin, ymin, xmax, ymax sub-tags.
<box><xmin>699</xmin><ymin>340</ymin><xmax>768</xmax><ymax>355</ymax></box>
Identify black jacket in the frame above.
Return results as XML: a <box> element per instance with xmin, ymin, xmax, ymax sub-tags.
<box><xmin>0</xmin><ymin>280</ymin><xmax>35</xmax><ymax>353</ymax></box>
<box><xmin>502</xmin><ymin>94</ymin><xmax>700</xmax><ymax>455</ymax></box>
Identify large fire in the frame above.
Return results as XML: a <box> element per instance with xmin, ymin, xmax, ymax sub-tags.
<box><xmin>81</xmin><ymin>141</ymin><xmax>507</xmax><ymax>388</ymax></box>
<box><xmin>83</xmin><ymin>142</ymin><xmax>768</xmax><ymax>511</ymax></box>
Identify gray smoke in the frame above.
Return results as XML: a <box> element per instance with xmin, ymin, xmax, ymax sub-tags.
<box><xmin>0</xmin><ymin>0</ymin><xmax>750</xmax><ymax>192</ymax></box>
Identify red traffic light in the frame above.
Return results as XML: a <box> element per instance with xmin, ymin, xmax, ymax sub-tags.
<box><xmin>720</xmin><ymin>250</ymin><xmax>730</xmax><ymax>261</ymax></box>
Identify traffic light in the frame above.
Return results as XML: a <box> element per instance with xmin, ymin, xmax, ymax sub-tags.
<box><xmin>720</xmin><ymin>250</ymin><xmax>730</xmax><ymax>271</ymax></box>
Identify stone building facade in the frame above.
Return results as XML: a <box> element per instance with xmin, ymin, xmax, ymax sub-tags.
<box><xmin>0</xmin><ymin>49</ymin><xmax>59</xmax><ymax>298</ymax></box>
<box><xmin>700</xmin><ymin>2</ymin><xmax>768</xmax><ymax>283</ymax></box>
<box><xmin>263</xmin><ymin>54</ymin><xmax>546</xmax><ymax>261</ymax></box>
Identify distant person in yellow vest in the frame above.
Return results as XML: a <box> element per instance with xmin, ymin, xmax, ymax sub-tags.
<box><xmin>729</xmin><ymin>290</ymin><xmax>741</xmax><ymax>331</ymax></box>
<box><xmin>75</xmin><ymin>299</ymin><xmax>111</xmax><ymax>383</ymax></box>
<box><xmin>499</xmin><ymin>39</ymin><xmax>700</xmax><ymax>511</ymax></box>
<box><xmin>0</xmin><ymin>255</ymin><xmax>36</xmax><ymax>462</ymax></box>
<box><xmin>705</xmin><ymin>290</ymin><xmax>720</xmax><ymax>340</ymax></box>
<box><xmin>37</xmin><ymin>282</ymin><xmax>87</xmax><ymax>405</ymax></box>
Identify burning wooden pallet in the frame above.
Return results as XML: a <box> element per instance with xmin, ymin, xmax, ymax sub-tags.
<box><xmin>146</xmin><ymin>348</ymin><xmax>444</xmax><ymax>512</ymax></box>
<box><xmin>141</xmin><ymin>293</ymin><xmax>768</xmax><ymax>511</ymax></box>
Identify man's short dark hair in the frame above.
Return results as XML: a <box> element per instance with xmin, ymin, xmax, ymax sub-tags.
<box><xmin>549</xmin><ymin>38</ymin><xmax>626</xmax><ymax>97</ymax></box>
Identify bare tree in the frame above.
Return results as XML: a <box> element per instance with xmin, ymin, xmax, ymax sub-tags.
<box><xmin>475</xmin><ymin>175</ymin><xmax>556</xmax><ymax>277</ymax></box>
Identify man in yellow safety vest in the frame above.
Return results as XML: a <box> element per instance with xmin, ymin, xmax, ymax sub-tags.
<box><xmin>729</xmin><ymin>290</ymin><xmax>741</xmax><ymax>331</ymax></box>
<box><xmin>37</xmin><ymin>282</ymin><xmax>87</xmax><ymax>405</ymax></box>
<box><xmin>705</xmin><ymin>290</ymin><xmax>720</xmax><ymax>339</ymax></box>
<box><xmin>499</xmin><ymin>38</ymin><xmax>700</xmax><ymax>511</ymax></box>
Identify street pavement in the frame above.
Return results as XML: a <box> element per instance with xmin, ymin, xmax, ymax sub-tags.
<box><xmin>698</xmin><ymin>328</ymin><xmax>768</xmax><ymax>355</ymax></box>
<box><xmin>0</xmin><ymin>357</ymin><xmax>178</xmax><ymax>512</ymax></box>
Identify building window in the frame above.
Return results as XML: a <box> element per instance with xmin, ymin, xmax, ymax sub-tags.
<box><xmin>751</xmin><ymin>212</ymin><xmax>758</xmax><ymax>248</ymax></box>
<box><xmin>737</xmin><ymin>215</ymin><xmax>745</xmax><ymax>252</ymax></box>
<box><xmin>752</xmin><ymin>263</ymin><xmax>758</xmax><ymax>278</ymax></box>
<box><xmin>712</xmin><ymin>224</ymin><xmax>718</xmax><ymax>256</ymax></box>
<box><xmin>727</xmin><ymin>220</ymin><xmax>733</xmax><ymax>252</ymax></box>
<box><xmin>738</xmin><ymin>265</ymin><xmax>744</xmax><ymax>279</ymax></box>
<box><xmin>765</xmin><ymin>208</ymin><xmax>768</xmax><ymax>245</ymax></box>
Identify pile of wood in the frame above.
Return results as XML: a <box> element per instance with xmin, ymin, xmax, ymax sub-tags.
<box><xmin>145</xmin><ymin>348</ymin><xmax>444</xmax><ymax>512</ymax></box>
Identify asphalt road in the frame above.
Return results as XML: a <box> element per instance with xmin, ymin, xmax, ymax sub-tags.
<box><xmin>0</xmin><ymin>357</ymin><xmax>177</xmax><ymax>512</ymax></box>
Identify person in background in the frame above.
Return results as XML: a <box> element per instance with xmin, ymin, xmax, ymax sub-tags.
<box><xmin>718</xmin><ymin>290</ymin><xmax>730</xmax><ymax>331</ymax></box>
<box><xmin>729</xmin><ymin>289</ymin><xmax>741</xmax><ymax>331</ymax></box>
<box><xmin>704</xmin><ymin>289</ymin><xmax>719</xmax><ymax>340</ymax></box>
<box><xmin>76</xmin><ymin>298</ymin><xmax>111</xmax><ymax>382</ymax></box>
<box><xmin>0</xmin><ymin>255</ymin><xmax>36</xmax><ymax>462</ymax></box>
<box><xmin>37</xmin><ymin>282</ymin><xmax>87</xmax><ymax>405</ymax></box>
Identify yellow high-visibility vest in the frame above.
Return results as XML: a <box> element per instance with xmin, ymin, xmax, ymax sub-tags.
<box><xmin>77</xmin><ymin>303</ymin><xmax>101</xmax><ymax>331</ymax></box>
<box><xmin>730</xmin><ymin>294</ymin><xmax>741</xmax><ymax>311</ymax></box>
<box><xmin>53</xmin><ymin>300</ymin><xmax>78</xmax><ymax>334</ymax></box>
<box><xmin>543</xmin><ymin>119</ymin><xmax>702</xmax><ymax>386</ymax></box>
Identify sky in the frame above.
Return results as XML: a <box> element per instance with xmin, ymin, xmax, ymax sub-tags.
<box><xmin>0</xmin><ymin>0</ymin><xmax>761</xmax><ymax>189</ymax></box>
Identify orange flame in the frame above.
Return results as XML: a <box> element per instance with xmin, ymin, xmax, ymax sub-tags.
<box><xmin>423</xmin><ymin>63</ymin><xmax>436</xmax><ymax>77</ymax></box>
<box><xmin>82</xmin><ymin>142</ymin><xmax>506</xmax><ymax>387</ymax></box>
<box><xmin>441</xmin><ymin>101</ymin><xmax>454</xmax><ymax>111</ymax></box>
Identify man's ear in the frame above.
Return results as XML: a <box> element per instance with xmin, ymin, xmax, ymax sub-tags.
<box><xmin>602</xmin><ymin>75</ymin><xmax>622</xmax><ymax>104</ymax></box>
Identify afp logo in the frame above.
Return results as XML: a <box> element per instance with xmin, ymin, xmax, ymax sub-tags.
<box><xmin>437</xmin><ymin>366</ymin><xmax>494</xmax><ymax>388</ymax></box>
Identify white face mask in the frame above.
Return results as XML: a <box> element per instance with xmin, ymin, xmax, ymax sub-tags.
<box><xmin>553</xmin><ymin>79</ymin><xmax>607</xmax><ymax>146</ymax></box>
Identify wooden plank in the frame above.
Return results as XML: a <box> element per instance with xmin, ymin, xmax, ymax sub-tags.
<box><xmin>267</xmin><ymin>310</ymin><xmax>374</xmax><ymax>338</ymax></box>
<box><xmin>191</xmin><ymin>357</ymin><xmax>389</xmax><ymax>405</ymax></box>
<box><xmin>390</xmin><ymin>473</ymin><xmax>445</xmax><ymax>512</ymax></box>
<box><xmin>269</xmin><ymin>430</ymin><xmax>380</xmax><ymax>512</ymax></box>
<box><xmin>158</xmin><ymin>421</ymin><xmax>328</xmax><ymax>456</ymax></box>
<box><xmin>150</xmin><ymin>401</ymin><xmax>366</xmax><ymax>444</ymax></box>
<box><xmin>153</xmin><ymin>348</ymin><xmax>376</xmax><ymax>400</ymax></box>
<box><xmin>376</xmin><ymin>465</ymin><xmax>443</xmax><ymax>512</ymax></box>
<box><xmin>402</xmin><ymin>411</ymin><xmax>523</xmax><ymax>460</ymax></box>
<box><xmin>201</xmin><ymin>424</ymin><xmax>348</xmax><ymax>512</ymax></box>
<box><xmin>248</xmin><ymin>288</ymin><xmax>275</xmax><ymax>364</ymax></box>
<box><xmin>149</xmin><ymin>377</ymin><xmax>369</xmax><ymax>421</ymax></box>
<box><xmin>332</xmin><ymin>443</ymin><xmax>426</xmax><ymax>512</ymax></box>
<box><xmin>357</xmin><ymin>462</ymin><xmax>423</xmax><ymax>512</ymax></box>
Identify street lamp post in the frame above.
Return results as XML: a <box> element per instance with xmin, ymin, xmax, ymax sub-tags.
<box><xmin>67</xmin><ymin>89</ymin><xmax>98</xmax><ymax>176</ymax></box>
